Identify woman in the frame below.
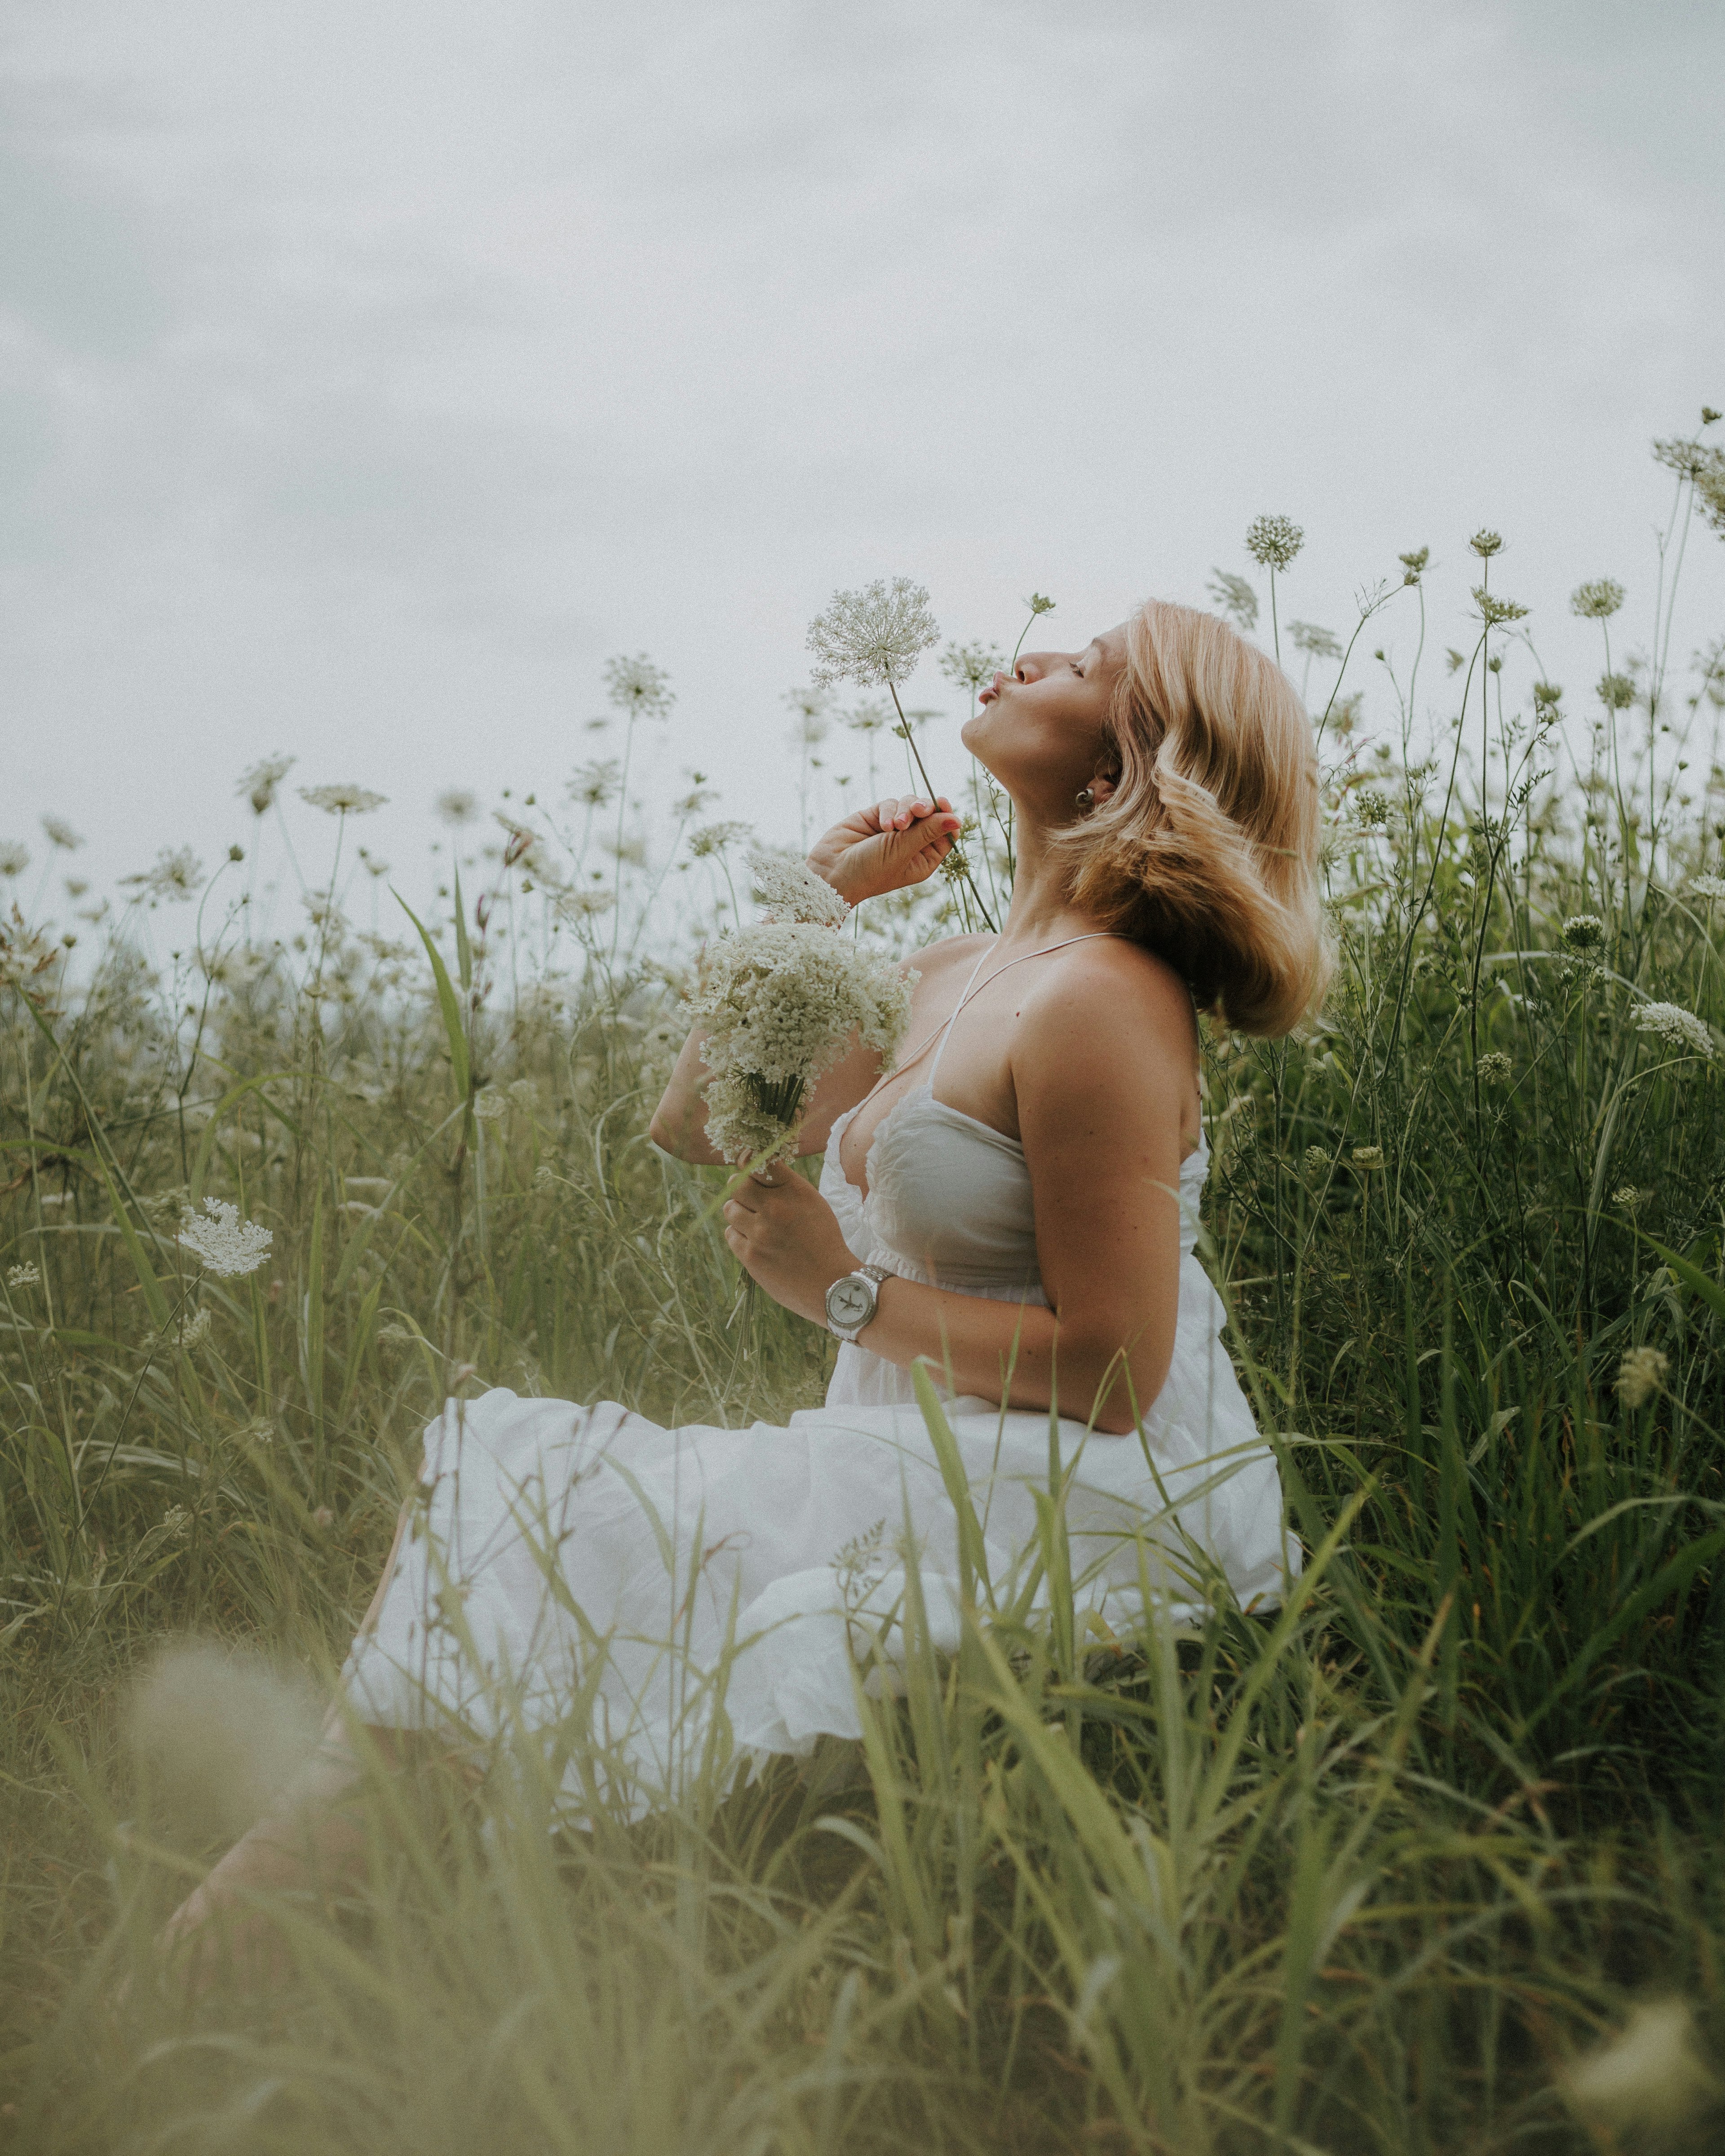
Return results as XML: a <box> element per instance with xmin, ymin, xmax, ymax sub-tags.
<box><xmin>160</xmin><ymin>598</ymin><xmax>1327</xmax><ymax>1970</ymax></box>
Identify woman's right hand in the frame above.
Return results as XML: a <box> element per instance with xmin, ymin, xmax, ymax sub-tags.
<box><xmin>806</xmin><ymin>796</ymin><xmax>962</xmax><ymax>906</ymax></box>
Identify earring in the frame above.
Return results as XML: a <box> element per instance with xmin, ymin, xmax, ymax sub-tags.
<box><xmin>1075</xmin><ymin>786</ymin><xmax>1096</xmax><ymax>813</ymax></box>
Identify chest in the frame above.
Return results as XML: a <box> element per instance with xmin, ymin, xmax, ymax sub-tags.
<box><xmin>838</xmin><ymin>968</ymin><xmax>1032</xmax><ymax>1196</ymax></box>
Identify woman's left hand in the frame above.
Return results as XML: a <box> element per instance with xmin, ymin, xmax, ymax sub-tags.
<box><xmin>722</xmin><ymin>1166</ymin><xmax>857</xmax><ymax>1323</ymax></box>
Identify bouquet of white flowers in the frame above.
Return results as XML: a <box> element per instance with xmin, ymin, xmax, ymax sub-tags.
<box><xmin>686</xmin><ymin>853</ymin><xmax>914</xmax><ymax>1166</ymax></box>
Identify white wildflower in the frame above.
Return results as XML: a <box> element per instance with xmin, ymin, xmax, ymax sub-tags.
<box><xmin>689</xmin><ymin>820</ymin><xmax>751</xmax><ymax>858</ymax></box>
<box><xmin>1473</xmin><ymin>586</ymin><xmax>1529</xmax><ymax>627</ymax></box>
<box><xmin>1303</xmin><ymin>1147</ymin><xmax>1329</xmax><ymax>1175</ymax></box>
<box><xmin>507</xmin><ymin>1078</ymin><xmax>540</xmax><ymax>1111</ymax></box>
<box><xmin>1206</xmin><ymin>570</ymin><xmax>1258</xmax><ymax>633</ymax></box>
<box><xmin>1352</xmin><ymin>789</ymin><xmax>1392</xmax><ymax>827</ymax></box>
<box><xmin>238</xmin><ymin>755</ymin><xmax>295</xmax><ymax>815</ymax></box>
<box><xmin>568</xmin><ymin>759</ymin><xmax>621</xmax><ymax>808</ymax></box>
<box><xmin>436</xmin><ymin>789</ymin><xmax>479</xmax><ymax>826</ymax></box>
<box><xmin>162</xmin><ymin>1306</ymin><xmax>212</xmax><ymax>1351</ymax></box>
<box><xmin>1561</xmin><ymin>915</ymin><xmax>1605</xmax><ymax>951</ymax></box>
<box><xmin>300</xmin><ymin>783</ymin><xmax>387</xmax><ymax>816</ymax></box>
<box><xmin>6</xmin><ymin>1262</ymin><xmax>41</xmax><ymax>1289</ymax></box>
<box><xmin>1244</xmin><ymin>515</ymin><xmax>1304</xmax><ymax>572</ymax></box>
<box><xmin>807</xmin><ymin>577</ymin><xmax>939</xmax><ymax>691</ymax></box>
<box><xmin>749</xmin><ymin>848</ymin><xmax>851</xmax><ymax>929</ymax></box>
<box><xmin>1476</xmin><ymin>1052</ymin><xmax>1511</xmax><ymax>1082</ymax></box>
<box><xmin>1689</xmin><ymin>875</ymin><xmax>1725</xmax><ymax>901</ymax></box>
<box><xmin>1559</xmin><ymin>1999</ymin><xmax>1717</xmax><ymax>2133</ymax></box>
<box><xmin>176</xmin><ymin>1197</ymin><xmax>274</xmax><ymax>1278</ymax></box>
<box><xmin>41</xmin><ymin>815</ymin><xmax>83</xmax><ymax>851</ymax></box>
<box><xmin>1570</xmin><ymin>578</ymin><xmax>1626</xmax><ymax>620</ymax></box>
<box><xmin>939</xmin><ymin>640</ymin><xmax>1004</xmax><ymax>693</ymax></box>
<box><xmin>1288</xmin><ymin>621</ymin><xmax>1342</xmax><ymax>661</ymax></box>
<box><xmin>471</xmin><ymin>1087</ymin><xmax>509</xmax><ymax>1122</ymax></box>
<box><xmin>1616</xmin><ymin>1346</ymin><xmax>1668</xmax><ymax>1410</ymax></box>
<box><xmin>1469</xmin><ymin>529</ymin><xmax>1504</xmax><ymax>558</ymax></box>
<box><xmin>843</xmin><ymin>699</ymin><xmax>893</xmax><ymax>736</ymax></box>
<box><xmin>603</xmin><ymin>654</ymin><xmax>675</xmax><ymax>722</ymax></box>
<box><xmin>1633</xmin><ymin>1002</ymin><xmax>1713</xmax><ymax>1058</ymax></box>
<box><xmin>161</xmin><ymin>1504</ymin><xmax>192</xmax><ymax>1542</ymax></box>
<box><xmin>1351</xmin><ymin>1144</ymin><xmax>1384</xmax><ymax>1169</ymax></box>
<box><xmin>0</xmin><ymin>842</ymin><xmax>31</xmax><ymax>878</ymax></box>
<box><xmin>688</xmin><ymin>923</ymin><xmax>915</xmax><ymax>1165</ymax></box>
<box><xmin>555</xmin><ymin>887</ymin><xmax>615</xmax><ymax>921</ymax></box>
<box><xmin>1612</xmin><ymin>1186</ymin><xmax>1644</xmax><ymax>1211</ymax></box>
<box><xmin>121</xmin><ymin>846</ymin><xmax>203</xmax><ymax>901</ymax></box>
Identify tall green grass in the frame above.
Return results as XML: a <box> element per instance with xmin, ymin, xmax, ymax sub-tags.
<box><xmin>5</xmin><ymin>423</ymin><xmax>1725</xmax><ymax>2150</ymax></box>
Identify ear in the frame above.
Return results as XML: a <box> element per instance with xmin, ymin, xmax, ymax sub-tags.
<box><xmin>1088</xmin><ymin>773</ymin><xmax>1118</xmax><ymax>809</ymax></box>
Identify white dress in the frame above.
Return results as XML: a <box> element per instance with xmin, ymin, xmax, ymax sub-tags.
<box><xmin>342</xmin><ymin>948</ymin><xmax>1297</xmax><ymax>1816</ymax></box>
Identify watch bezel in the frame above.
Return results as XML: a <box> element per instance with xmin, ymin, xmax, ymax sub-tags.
<box><xmin>825</xmin><ymin>1266</ymin><xmax>885</xmax><ymax>1341</ymax></box>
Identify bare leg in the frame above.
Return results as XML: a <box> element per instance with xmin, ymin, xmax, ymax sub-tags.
<box><xmin>155</xmin><ymin>1497</ymin><xmax>465</xmax><ymax>1991</ymax></box>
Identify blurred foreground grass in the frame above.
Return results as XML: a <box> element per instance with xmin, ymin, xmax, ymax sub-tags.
<box><xmin>7</xmin><ymin>436</ymin><xmax>1725</xmax><ymax>2150</ymax></box>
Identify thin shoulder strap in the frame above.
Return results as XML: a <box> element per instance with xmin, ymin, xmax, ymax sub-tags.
<box><xmin>927</xmin><ymin>932</ymin><xmax>1123</xmax><ymax>1085</ymax></box>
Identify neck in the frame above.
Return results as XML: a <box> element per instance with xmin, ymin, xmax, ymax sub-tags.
<box><xmin>992</xmin><ymin>808</ymin><xmax>1100</xmax><ymax>949</ymax></box>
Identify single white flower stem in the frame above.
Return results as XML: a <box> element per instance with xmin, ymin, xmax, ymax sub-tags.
<box><xmin>884</xmin><ymin>681</ymin><xmax>995</xmax><ymax>932</ymax></box>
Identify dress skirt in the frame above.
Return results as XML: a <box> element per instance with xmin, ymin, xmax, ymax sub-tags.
<box><xmin>341</xmin><ymin>1252</ymin><xmax>1296</xmax><ymax>1820</ymax></box>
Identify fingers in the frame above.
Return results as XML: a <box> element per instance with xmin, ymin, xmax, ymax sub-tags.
<box><xmin>874</xmin><ymin>796</ymin><xmax>961</xmax><ymax>839</ymax></box>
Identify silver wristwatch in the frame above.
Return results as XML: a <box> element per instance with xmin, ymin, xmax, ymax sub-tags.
<box><xmin>825</xmin><ymin>1263</ymin><xmax>891</xmax><ymax>1343</ymax></box>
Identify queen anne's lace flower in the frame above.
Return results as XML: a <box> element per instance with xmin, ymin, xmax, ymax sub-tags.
<box><xmin>1352</xmin><ymin>789</ymin><xmax>1392</xmax><ymax>827</ymax></box>
<box><xmin>436</xmin><ymin>789</ymin><xmax>478</xmax><ymax>826</ymax></box>
<box><xmin>807</xmin><ymin>578</ymin><xmax>939</xmax><ymax>691</ymax></box>
<box><xmin>1351</xmin><ymin>1145</ymin><xmax>1384</xmax><ymax>1169</ymax></box>
<box><xmin>749</xmin><ymin>849</ymin><xmax>851</xmax><ymax>929</ymax></box>
<box><xmin>1245</xmin><ymin>516</ymin><xmax>1304</xmax><ymax>572</ymax></box>
<box><xmin>1206</xmin><ymin>571</ymin><xmax>1258</xmax><ymax>632</ymax></box>
<box><xmin>176</xmin><ymin>1197</ymin><xmax>274</xmax><ymax>1277</ymax></box>
<box><xmin>6</xmin><ymin>1262</ymin><xmax>40</xmax><ymax>1289</ymax></box>
<box><xmin>1633</xmin><ymin>1003</ymin><xmax>1713</xmax><ymax>1058</ymax></box>
<box><xmin>238</xmin><ymin>755</ymin><xmax>294</xmax><ymax>815</ymax></box>
<box><xmin>688</xmin><ymin>924</ymin><xmax>914</xmax><ymax>1165</ymax></box>
<box><xmin>0</xmin><ymin>842</ymin><xmax>28</xmax><ymax>879</ymax></box>
<box><xmin>122</xmin><ymin>847</ymin><xmax>202</xmax><ymax>901</ymax></box>
<box><xmin>471</xmin><ymin>1088</ymin><xmax>508</xmax><ymax>1122</ymax></box>
<box><xmin>1571</xmin><ymin>579</ymin><xmax>1626</xmax><ymax>620</ymax></box>
<box><xmin>1476</xmin><ymin>1052</ymin><xmax>1511</xmax><ymax>1082</ymax></box>
<box><xmin>603</xmin><ymin>654</ymin><xmax>675</xmax><ymax>722</ymax></box>
<box><xmin>689</xmin><ymin>820</ymin><xmax>751</xmax><ymax>858</ymax></box>
<box><xmin>1562</xmin><ymin>915</ymin><xmax>1605</xmax><ymax>950</ymax></box>
<box><xmin>1616</xmin><ymin>1346</ymin><xmax>1668</xmax><ymax>1409</ymax></box>
<box><xmin>300</xmin><ymin>784</ymin><xmax>387</xmax><ymax>816</ymax></box>
<box><xmin>1690</xmin><ymin>875</ymin><xmax>1725</xmax><ymax>901</ymax></box>
<box><xmin>41</xmin><ymin>815</ymin><xmax>82</xmax><ymax>851</ymax></box>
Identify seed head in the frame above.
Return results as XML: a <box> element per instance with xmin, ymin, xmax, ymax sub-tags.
<box><xmin>1468</xmin><ymin>529</ymin><xmax>1504</xmax><ymax>558</ymax></box>
<box><xmin>1352</xmin><ymin>788</ymin><xmax>1391</xmax><ymax>828</ymax></box>
<box><xmin>1398</xmin><ymin>546</ymin><xmax>1429</xmax><ymax>579</ymax></box>
<box><xmin>41</xmin><ymin>815</ymin><xmax>82</xmax><ymax>851</ymax></box>
<box><xmin>1532</xmin><ymin>680</ymin><xmax>1563</xmax><ymax>709</ymax></box>
<box><xmin>940</xmin><ymin>640</ymin><xmax>1004</xmax><ymax>692</ymax></box>
<box><xmin>1244</xmin><ymin>516</ymin><xmax>1304</xmax><ymax>572</ymax></box>
<box><xmin>1206</xmin><ymin>570</ymin><xmax>1259</xmax><ymax>633</ymax></box>
<box><xmin>1571</xmin><ymin>579</ymin><xmax>1625</xmax><ymax>620</ymax></box>
<box><xmin>176</xmin><ymin>1197</ymin><xmax>274</xmax><ymax>1277</ymax></box>
<box><xmin>1612</xmin><ymin>1185</ymin><xmax>1643</xmax><ymax>1211</ymax></box>
<box><xmin>807</xmin><ymin>577</ymin><xmax>940</xmax><ymax>691</ymax></box>
<box><xmin>436</xmin><ymin>789</ymin><xmax>479</xmax><ymax>826</ymax></box>
<box><xmin>1561</xmin><ymin>915</ymin><xmax>1605</xmax><ymax>950</ymax></box>
<box><xmin>1350</xmin><ymin>1144</ymin><xmax>1384</xmax><ymax>1169</ymax></box>
<box><xmin>237</xmin><ymin>755</ymin><xmax>295</xmax><ymax>816</ymax></box>
<box><xmin>1025</xmin><ymin>593</ymin><xmax>1057</xmax><ymax>616</ymax></box>
<box><xmin>1615</xmin><ymin>1346</ymin><xmax>1668</xmax><ymax>1410</ymax></box>
<box><xmin>0</xmin><ymin>842</ymin><xmax>31</xmax><ymax>878</ymax></box>
<box><xmin>1597</xmin><ymin>672</ymin><xmax>1636</xmax><ymax>710</ymax></box>
<box><xmin>1303</xmin><ymin>1146</ymin><xmax>1329</xmax><ymax>1175</ymax></box>
<box><xmin>568</xmin><ymin>759</ymin><xmax>620</xmax><ymax>809</ymax></box>
<box><xmin>1476</xmin><ymin>1052</ymin><xmax>1511</xmax><ymax>1082</ymax></box>
<box><xmin>1472</xmin><ymin>586</ymin><xmax>1529</xmax><ymax>626</ymax></box>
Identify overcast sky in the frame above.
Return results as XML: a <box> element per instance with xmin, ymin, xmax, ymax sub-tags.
<box><xmin>4</xmin><ymin>0</ymin><xmax>1722</xmax><ymax>916</ymax></box>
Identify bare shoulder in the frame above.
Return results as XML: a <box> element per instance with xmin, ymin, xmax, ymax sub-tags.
<box><xmin>1017</xmin><ymin>937</ymin><xmax>1197</xmax><ymax>1060</ymax></box>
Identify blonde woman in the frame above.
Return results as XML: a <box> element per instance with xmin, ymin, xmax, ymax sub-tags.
<box><xmin>161</xmin><ymin>600</ymin><xmax>1327</xmax><ymax>1978</ymax></box>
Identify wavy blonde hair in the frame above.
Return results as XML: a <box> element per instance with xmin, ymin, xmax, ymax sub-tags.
<box><xmin>1055</xmin><ymin>599</ymin><xmax>1330</xmax><ymax>1037</ymax></box>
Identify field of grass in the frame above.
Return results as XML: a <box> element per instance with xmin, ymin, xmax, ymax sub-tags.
<box><xmin>5</xmin><ymin>425</ymin><xmax>1725</xmax><ymax>2152</ymax></box>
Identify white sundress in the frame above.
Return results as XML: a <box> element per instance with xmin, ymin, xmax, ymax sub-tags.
<box><xmin>342</xmin><ymin>940</ymin><xmax>1298</xmax><ymax>1816</ymax></box>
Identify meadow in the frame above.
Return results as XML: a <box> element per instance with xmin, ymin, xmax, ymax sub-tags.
<box><xmin>4</xmin><ymin>420</ymin><xmax>1725</xmax><ymax>2152</ymax></box>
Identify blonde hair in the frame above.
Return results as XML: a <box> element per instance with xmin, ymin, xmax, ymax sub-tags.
<box><xmin>1056</xmin><ymin>599</ymin><xmax>1330</xmax><ymax>1037</ymax></box>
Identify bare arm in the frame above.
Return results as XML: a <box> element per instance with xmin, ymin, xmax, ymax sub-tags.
<box><xmin>647</xmin><ymin>794</ymin><xmax>961</xmax><ymax>1163</ymax></box>
<box><xmin>721</xmin><ymin>946</ymin><xmax>1200</xmax><ymax>1434</ymax></box>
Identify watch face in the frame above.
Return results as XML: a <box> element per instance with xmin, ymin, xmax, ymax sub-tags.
<box><xmin>827</xmin><ymin>1276</ymin><xmax>874</xmax><ymax>1327</ymax></box>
